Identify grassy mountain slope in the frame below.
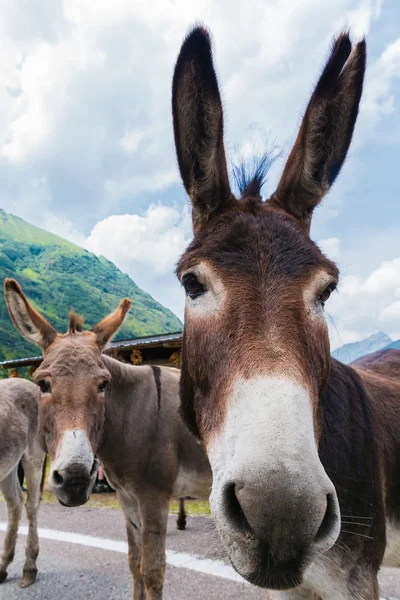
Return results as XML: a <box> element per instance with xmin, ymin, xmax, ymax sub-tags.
<box><xmin>0</xmin><ymin>209</ymin><xmax>182</xmax><ymax>362</ymax></box>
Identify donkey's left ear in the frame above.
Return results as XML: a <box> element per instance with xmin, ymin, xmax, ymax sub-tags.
<box><xmin>91</xmin><ymin>299</ymin><xmax>132</xmax><ymax>348</ymax></box>
<box><xmin>270</xmin><ymin>33</ymin><xmax>366</xmax><ymax>231</ymax></box>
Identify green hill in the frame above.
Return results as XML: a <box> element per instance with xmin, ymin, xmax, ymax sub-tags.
<box><xmin>0</xmin><ymin>209</ymin><xmax>182</xmax><ymax>363</ymax></box>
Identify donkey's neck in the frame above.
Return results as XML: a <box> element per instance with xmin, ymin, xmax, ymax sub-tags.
<box><xmin>98</xmin><ymin>354</ymin><xmax>158</xmax><ymax>453</ymax></box>
<box><xmin>101</xmin><ymin>353</ymin><xmax>156</xmax><ymax>412</ymax></box>
<box><xmin>102</xmin><ymin>353</ymin><xmax>140</xmax><ymax>386</ymax></box>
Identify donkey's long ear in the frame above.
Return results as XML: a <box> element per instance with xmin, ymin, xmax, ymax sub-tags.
<box><xmin>172</xmin><ymin>26</ymin><xmax>234</xmax><ymax>233</ymax></box>
<box><xmin>91</xmin><ymin>299</ymin><xmax>132</xmax><ymax>349</ymax></box>
<box><xmin>4</xmin><ymin>278</ymin><xmax>57</xmax><ymax>349</ymax></box>
<box><xmin>270</xmin><ymin>33</ymin><xmax>366</xmax><ymax>230</ymax></box>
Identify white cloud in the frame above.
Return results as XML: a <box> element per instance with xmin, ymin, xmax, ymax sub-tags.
<box><xmin>42</xmin><ymin>213</ymin><xmax>87</xmax><ymax>247</ymax></box>
<box><xmin>0</xmin><ymin>0</ymin><xmax>386</xmax><ymax>227</ymax></box>
<box><xmin>1</xmin><ymin>31</ymin><xmax>105</xmax><ymax>162</ymax></box>
<box><xmin>379</xmin><ymin>300</ymin><xmax>400</xmax><ymax>323</ymax></box>
<box><xmin>119</xmin><ymin>130</ymin><xmax>146</xmax><ymax>154</ymax></box>
<box><xmin>86</xmin><ymin>203</ymin><xmax>192</xmax><ymax>274</ymax></box>
<box><xmin>103</xmin><ymin>169</ymin><xmax>180</xmax><ymax>204</ymax></box>
<box><xmin>328</xmin><ymin>256</ymin><xmax>400</xmax><ymax>349</ymax></box>
<box><xmin>85</xmin><ymin>203</ymin><xmax>192</xmax><ymax>317</ymax></box>
<box><xmin>360</xmin><ymin>36</ymin><xmax>400</xmax><ymax>133</ymax></box>
<box><xmin>318</xmin><ymin>237</ymin><xmax>341</xmax><ymax>260</ymax></box>
<box><xmin>364</xmin><ymin>257</ymin><xmax>400</xmax><ymax>295</ymax></box>
<box><xmin>0</xmin><ymin>0</ymin><xmax>399</xmax><ymax>336</ymax></box>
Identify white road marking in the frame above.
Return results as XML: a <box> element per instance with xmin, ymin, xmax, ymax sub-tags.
<box><xmin>0</xmin><ymin>522</ymin><xmax>246</xmax><ymax>584</ymax></box>
<box><xmin>0</xmin><ymin>522</ymin><xmax>393</xmax><ymax>598</ymax></box>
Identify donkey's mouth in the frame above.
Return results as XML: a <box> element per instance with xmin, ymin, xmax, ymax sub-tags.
<box><xmin>55</xmin><ymin>484</ymin><xmax>93</xmax><ymax>507</ymax></box>
<box><xmin>228</xmin><ymin>542</ymin><xmax>307</xmax><ymax>590</ymax></box>
<box><xmin>52</xmin><ymin>475</ymin><xmax>96</xmax><ymax>507</ymax></box>
<box><xmin>243</xmin><ymin>568</ymin><xmax>303</xmax><ymax>591</ymax></box>
<box><xmin>58</xmin><ymin>498</ymin><xmax>86</xmax><ymax>508</ymax></box>
<box><xmin>217</xmin><ymin>525</ymin><xmax>309</xmax><ymax>591</ymax></box>
<box><xmin>50</xmin><ymin>456</ymin><xmax>98</xmax><ymax>507</ymax></box>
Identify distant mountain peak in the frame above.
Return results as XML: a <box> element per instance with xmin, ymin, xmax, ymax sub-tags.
<box><xmin>367</xmin><ymin>331</ymin><xmax>392</xmax><ymax>342</ymax></box>
<box><xmin>332</xmin><ymin>331</ymin><xmax>392</xmax><ymax>365</ymax></box>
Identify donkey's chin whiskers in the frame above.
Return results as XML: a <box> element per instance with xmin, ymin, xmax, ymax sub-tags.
<box><xmin>340</xmin><ymin>529</ymin><xmax>374</xmax><ymax>540</ymax></box>
<box><xmin>340</xmin><ymin>521</ymin><xmax>372</xmax><ymax>528</ymax></box>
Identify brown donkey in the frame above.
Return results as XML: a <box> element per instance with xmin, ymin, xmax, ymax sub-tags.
<box><xmin>0</xmin><ymin>378</ymin><xmax>45</xmax><ymax>587</ymax></box>
<box><xmin>4</xmin><ymin>280</ymin><xmax>211</xmax><ymax>600</ymax></box>
<box><xmin>172</xmin><ymin>26</ymin><xmax>400</xmax><ymax>599</ymax></box>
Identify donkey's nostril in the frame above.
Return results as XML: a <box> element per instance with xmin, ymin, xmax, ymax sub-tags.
<box><xmin>223</xmin><ymin>482</ymin><xmax>252</xmax><ymax>532</ymax></box>
<box><xmin>314</xmin><ymin>493</ymin><xmax>337</xmax><ymax>544</ymax></box>
<box><xmin>53</xmin><ymin>470</ymin><xmax>63</xmax><ymax>485</ymax></box>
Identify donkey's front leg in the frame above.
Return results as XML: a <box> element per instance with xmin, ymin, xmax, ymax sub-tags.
<box><xmin>0</xmin><ymin>468</ymin><xmax>23</xmax><ymax>584</ymax></box>
<box><xmin>118</xmin><ymin>492</ymin><xmax>145</xmax><ymax>600</ymax></box>
<box><xmin>139</xmin><ymin>495</ymin><xmax>170</xmax><ymax>600</ymax></box>
<box><xmin>19</xmin><ymin>448</ymin><xmax>45</xmax><ymax>588</ymax></box>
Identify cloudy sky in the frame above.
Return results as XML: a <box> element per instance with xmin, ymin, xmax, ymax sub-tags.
<box><xmin>0</xmin><ymin>0</ymin><xmax>399</xmax><ymax>349</ymax></box>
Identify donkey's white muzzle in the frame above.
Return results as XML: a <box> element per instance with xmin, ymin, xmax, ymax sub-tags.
<box><xmin>49</xmin><ymin>430</ymin><xmax>98</xmax><ymax>507</ymax></box>
<box><xmin>208</xmin><ymin>377</ymin><xmax>340</xmax><ymax>589</ymax></box>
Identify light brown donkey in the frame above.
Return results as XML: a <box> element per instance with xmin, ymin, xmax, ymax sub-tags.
<box><xmin>4</xmin><ymin>279</ymin><xmax>211</xmax><ymax>600</ymax></box>
<box><xmin>172</xmin><ymin>25</ymin><xmax>400</xmax><ymax>599</ymax></box>
<box><xmin>0</xmin><ymin>378</ymin><xmax>45</xmax><ymax>587</ymax></box>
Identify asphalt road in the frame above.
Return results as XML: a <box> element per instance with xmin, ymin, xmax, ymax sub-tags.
<box><xmin>1</xmin><ymin>503</ymin><xmax>400</xmax><ymax>599</ymax></box>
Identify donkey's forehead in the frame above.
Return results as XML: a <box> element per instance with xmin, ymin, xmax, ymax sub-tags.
<box><xmin>38</xmin><ymin>332</ymin><xmax>106</xmax><ymax>376</ymax></box>
<box><xmin>178</xmin><ymin>205</ymin><xmax>338</xmax><ymax>280</ymax></box>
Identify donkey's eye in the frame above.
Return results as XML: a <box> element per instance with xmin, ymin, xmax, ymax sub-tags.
<box><xmin>98</xmin><ymin>381</ymin><xmax>108</xmax><ymax>394</ymax></box>
<box><xmin>38</xmin><ymin>380</ymin><xmax>51</xmax><ymax>394</ymax></box>
<box><xmin>182</xmin><ymin>274</ymin><xmax>205</xmax><ymax>299</ymax></box>
<box><xmin>319</xmin><ymin>283</ymin><xmax>337</xmax><ymax>307</ymax></box>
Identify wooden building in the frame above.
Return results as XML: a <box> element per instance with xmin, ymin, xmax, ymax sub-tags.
<box><xmin>0</xmin><ymin>331</ymin><xmax>183</xmax><ymax>377</ymax></box>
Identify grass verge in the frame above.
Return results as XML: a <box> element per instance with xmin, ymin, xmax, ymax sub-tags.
<box><xmin>0</xmin><ymin>490</ymin><xmax>211</xmax><ymax>516</ymax></box>
<box><xmin>0</xmin><ymin>459</ymin><xmax>211</xmax><ymax>515</ymax></box>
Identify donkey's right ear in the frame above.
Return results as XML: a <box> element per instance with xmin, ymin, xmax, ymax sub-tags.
<box><xmin>269</xmin><ymin>33</ymin><xmax>366</xmax><ymax>231</ymax></box>
<box><xmin>4</xmin><ymin>279</ymin><xmax>57</xmax><ymax>350</ymax></box>
<box><xmin>172</xmin><ymin>25</ymin><xmax>235</xmax><ymax>233</ymax></box>
<box><xmin>91</xmin><ymin>298</ymin><xmax>132</xmax><ymax>349</ymax></box>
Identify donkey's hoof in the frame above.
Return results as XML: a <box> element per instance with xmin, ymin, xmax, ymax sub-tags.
<box><xmin>0</xmin><ymin>570</ymin><xmax>8</xmax><ymax>584</ymax></box>
<box><xmin>20</xmin><ymin>568</ymin><xmax>38</xmax><ymax>588</ymax></box>
<box><xmin>177</xmin><ymin>519</ymin><xmax>186</xmax><ymax>531</ymax></box>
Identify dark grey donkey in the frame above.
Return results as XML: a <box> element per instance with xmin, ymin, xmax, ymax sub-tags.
<box><xmin>4</xmin><ymin>278</ymin><xmax>212</xmax><ymax>600</ymax></box>
<box><xmin>0</xmin><ymin>378</ymin><xmax>45</xmax><ymax>587</ymax></box>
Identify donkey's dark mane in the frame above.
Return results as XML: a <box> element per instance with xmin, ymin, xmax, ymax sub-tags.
<box><xmin>232</xmin><ymin>150</ymin><xmax>279</xmax><ymax>199</ymax></box>
<box><xmin>68</xmin><ymin>311</ymin><xmax>84</xmax><ymax>333</ymax></box>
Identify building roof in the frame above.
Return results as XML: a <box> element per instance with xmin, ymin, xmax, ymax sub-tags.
<box><xmin>109</xmin><ymin>331</ymin><xmax>182</xmax><ymax>350</ymax></box>
<box><xmin>0</xmin><ymin>331</ymin><xmax>183</xmax><ymax>370</ymax></box>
